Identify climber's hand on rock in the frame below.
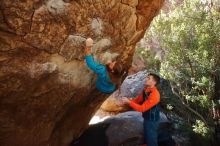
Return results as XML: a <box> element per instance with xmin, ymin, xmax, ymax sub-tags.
<box><xmin>121</xmin><ymin>97</ymin><xmax>130</xmax><ymax>104</ymax></box>
<box><xmin>85</xmin><ymin>38</ymin><xmax>93</xmax><ymax>56</ymax></box>
<box><xmin>86</xmin><ymin>38</ymin><xmax>93</xmax><ymax>48</ymax></box>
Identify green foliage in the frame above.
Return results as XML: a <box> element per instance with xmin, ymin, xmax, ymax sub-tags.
<box><xmin>193</xmin><ymin>120</ymin><xmax>212</xmax><ymax>137</ymax></box>
<box><xmin>135</xmin><ymin>47</ymin><xmax>161</xmax><ymax>72</ymax></box>
<box><xmin>143</xmin><ymin>0</ymin><xmax>220</xmax><ymax>137</ymax></box>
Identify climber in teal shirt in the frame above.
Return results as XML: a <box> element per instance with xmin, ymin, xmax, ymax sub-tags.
<box><xmin>84</xmin><ymin>38</ymin><xmax>123</xmax><ymax>94</ymax></box>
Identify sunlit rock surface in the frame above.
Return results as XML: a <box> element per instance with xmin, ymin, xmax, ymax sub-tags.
<box><xmin>0</xmin><ymin>0</ymin><xmax>164</xmax><ymax>145</ymax></box>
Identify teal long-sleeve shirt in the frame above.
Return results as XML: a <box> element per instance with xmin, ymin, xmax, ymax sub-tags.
<box><xmin>85</xmin><ymin>55</ymin><xmax>116</xmax><ymax>94</ymax></box>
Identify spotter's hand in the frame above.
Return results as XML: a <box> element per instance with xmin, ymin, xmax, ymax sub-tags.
<box><xmin>121</xmin><ymin>97</ymin><xmax>130</xmax><ymax>105</ymax></box>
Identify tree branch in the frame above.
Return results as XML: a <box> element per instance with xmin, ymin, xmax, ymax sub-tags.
<box><xmin>169</xmin><ymin>81</ymin><xmax>209</xmax><ymax>127</ymax></box>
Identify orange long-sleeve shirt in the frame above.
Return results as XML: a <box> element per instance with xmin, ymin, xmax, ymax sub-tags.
<box><xmin>129</xmin><ymin>87</ymin><xmax>160</xmax><ymax>112</ymax></box>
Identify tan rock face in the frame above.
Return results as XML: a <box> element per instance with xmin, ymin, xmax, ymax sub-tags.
<box><xmin>0</xmin><ymin>0</ymin><xmax>164</xmax><ymax>146</ymax></box>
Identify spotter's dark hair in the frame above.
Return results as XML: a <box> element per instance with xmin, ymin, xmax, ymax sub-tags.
<box><xmin>148</xmin><ymin>73</ymin><xmax>160</xmax><ymax>85</ymax></box>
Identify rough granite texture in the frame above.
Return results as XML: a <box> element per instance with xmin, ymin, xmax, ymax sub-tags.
<box><xmin>0</xmin><ymin>0</ymin><xmax>164</xmax><ymax>146</ymax></box>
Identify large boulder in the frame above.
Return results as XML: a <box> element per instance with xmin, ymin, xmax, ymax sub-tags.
<box><xmin>100</xmin><ymin>70</ymin><xmax>186</xmax><ymax>113</ymax></box>
<box><xmin>0</xmin><ymin>0</ymin><xmax>164</xmax><ymax>146</ymax></box>
<box><xmin>100</xmin><ymin>70</ymin><xmax>175</xmax><ymax>112</ymax></box>
<box><xmin>100</xmin><ymin>70</ymin><xmax>148</xmax><ymax>112</ymax></box>
<box><xmin>71</xmin><ymin>111</ymin><xmax>175</xmax><ymax>146</ymax></box>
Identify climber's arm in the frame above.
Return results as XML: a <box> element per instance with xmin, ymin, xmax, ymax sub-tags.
<box><xmin>85</xmin><ymin>54</ymin><xmax>105</xmax><ymax>74</ymax></box>
<box><xmin>85</xmin><ymin>46</ymin><xmax>92</xmax><ymax>56</ymax></box>
<box><xmin>84</xmin><ymin>38</ymin><xmax>105</xmax><ymax>74</ymax></box>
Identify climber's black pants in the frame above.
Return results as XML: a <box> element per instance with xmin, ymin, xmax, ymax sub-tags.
<box><xmin>143</xmin><ymin>119</ymin><xmax>159</xmax><ymax>146</ymax></box>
